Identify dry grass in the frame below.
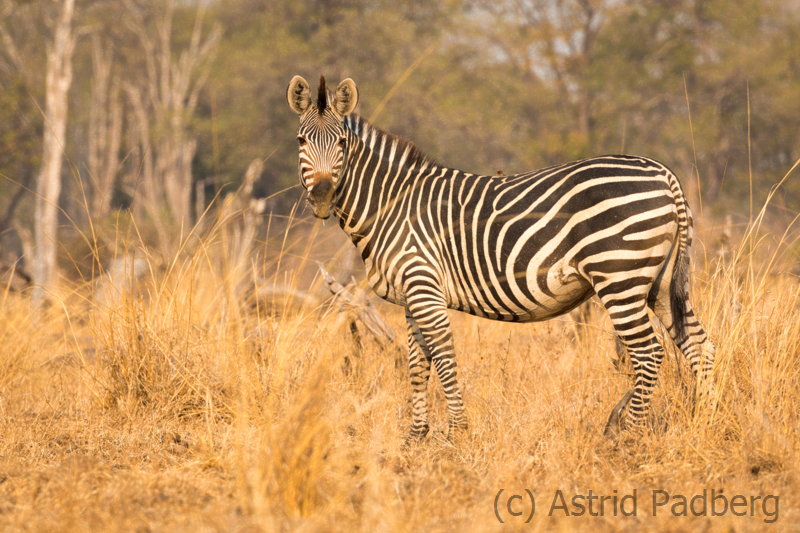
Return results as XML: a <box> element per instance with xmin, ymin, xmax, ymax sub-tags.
<box><xmin>0</xmin><ymin>206</ymin><xmax>799</xmax><ymax>532</ymax></box>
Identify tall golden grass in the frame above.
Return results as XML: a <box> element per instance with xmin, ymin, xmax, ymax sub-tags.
<box><xmin>0</xmin><ymin>192</ymin><xmax>798</xmax><ymax>532</ymax></box>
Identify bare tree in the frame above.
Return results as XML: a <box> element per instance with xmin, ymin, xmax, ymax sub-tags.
<box><xmin>122</xmin><ymin>0</ymin><xmax>221</xmax><ymax>253</ymax></box>
<box><xmin>1</xmin><ymin>0</ymin><xmax>78</xmax><ymax>306</ymax></box>
<box><xmin>478</xmin><ymin>0</ymin><xmax>606</xmax><ymax>146</ymax></box>
<box><xmin>225</xmin><ymin>159</ymin><xmax>267</xmax><ymax>268</ymax></box>
<box><xmin>0</xmin><ymin>1</ymin><xmax>37</xmax><ymax>85</ymax></box>
<box><xmin>216</xmin><ymin>158</ymin><xmax>267</xmax><ymax>300</ymax></box>
<box><xmin>32</xmin><ymin>0</ymin><xmax>77</xmax><ymax>306</ymax></box>
<box><xmin>88</xmin><ymin>34</ymin><xmax>123</xmax><ymax>219</ymax></box>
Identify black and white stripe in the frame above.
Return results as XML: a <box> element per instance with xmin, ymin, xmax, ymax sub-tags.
<box><xmin>288</xmin><ymin>76</ymin><xmax>716</xmax><ymax>440</ymax></box>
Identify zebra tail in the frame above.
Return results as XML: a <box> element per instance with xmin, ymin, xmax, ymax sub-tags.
<box><xmin>669</xmin><ymin>184</ymin><xmax>691</xmax><ymax>344</ymax></box>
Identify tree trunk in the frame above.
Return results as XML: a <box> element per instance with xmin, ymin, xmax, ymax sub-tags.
<box><xmin>32</xmin><ymin>0</ymin><xmax>75</xmax><ymax>307</ymax></box>
<box><xmin>88</xmin><ymin>34</ymin><xmax>122</xmax><ymax>218</ymax></box>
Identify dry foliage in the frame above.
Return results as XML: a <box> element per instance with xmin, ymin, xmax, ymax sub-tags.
<box><xmin>0</xmin><ymin>205</ymin><xmax>798</xmax><ymax>532</ymax></box>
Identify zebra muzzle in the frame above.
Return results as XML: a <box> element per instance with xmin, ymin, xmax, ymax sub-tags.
<box><xmin>307</xmin><ymin>178</ymin><xmax>335</xmax><ymax>219</ymax></box>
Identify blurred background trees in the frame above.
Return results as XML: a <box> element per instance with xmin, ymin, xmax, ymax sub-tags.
<box><xmin>1</xmin><ymin>0</ymin><xmax>799</xmax><ymax>295</ymax></box>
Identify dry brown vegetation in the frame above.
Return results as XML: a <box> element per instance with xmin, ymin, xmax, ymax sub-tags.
<box><xmin>1</xmin><ymin>202</ymin><xmax>799</xmax><ymax>533</ymax></box>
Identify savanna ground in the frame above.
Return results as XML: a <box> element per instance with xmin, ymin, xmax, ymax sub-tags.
<box><xmin>1</xmin><ymin>198</ymin><xmax>799</xmax><ymax>533</ymax></box>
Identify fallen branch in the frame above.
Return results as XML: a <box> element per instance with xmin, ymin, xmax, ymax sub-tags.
<box><xmin>317</xmin><ymin>261</ymin><xmax>398</xmax><ymax>349</ymax></box>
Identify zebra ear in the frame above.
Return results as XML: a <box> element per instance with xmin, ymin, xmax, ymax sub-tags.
<box><xmin>287</xmin><ymin>75</ymin><xmax>311</xmax><ymax>115</ymax></box>
<box><xmin>333</xmin><ymin>78</ymin><xmax>358</xmax><ymax>115</ymax></box>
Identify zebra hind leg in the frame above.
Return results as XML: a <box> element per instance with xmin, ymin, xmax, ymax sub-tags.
<box><xmin>598</xmin><ymin>293</ymin><xmax>667</xmax><ymax>437</ymax></box>
<box><xmin>675</xmin><ymin>303</ymin><xmax>716</xmax><ymax>409</ymax></box>
<box><xmin>651</xmin><ymin>294</ymin><xmax>717</xmax><ymax>413</ymax></box>
<box><xmin>604</xmin><ymin>389</ymin><xmax>635</xmax><ymax>437</ymax></box>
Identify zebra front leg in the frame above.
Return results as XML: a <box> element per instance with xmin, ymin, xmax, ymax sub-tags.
<box><xmin>405</xmin><ymin>310</ymin><xmax>432</xmax><ymax>443</ymax></box>
<box><xmin>405</xmin><ymin>293</ymin><xmax>468</xmax><ymax>439</ymax></box>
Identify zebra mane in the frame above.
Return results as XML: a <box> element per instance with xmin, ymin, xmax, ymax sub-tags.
<box><xmin>347</xmin><ymin>114</ymin><xmax>437</xmax><ymax>168</ymax></box>
<box><xmin>316</xmin><ymin>75</ymin><xmax>328</xmax><ymax>113</ymax></box>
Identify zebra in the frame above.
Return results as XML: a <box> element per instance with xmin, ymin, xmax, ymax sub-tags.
<box><xmin>286</xmin><ymin>74</ymin><xmax>716</xmax><ymax>441</ymax></box>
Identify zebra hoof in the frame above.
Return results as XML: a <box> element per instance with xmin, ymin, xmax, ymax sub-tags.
<box><xmin>402</xmin><ymin>425</ymin><xmax>430</xmax><ymax>447</ymax></box>
<box><xmin>604</xmin><ymin>389</ymin><xmax>635</xmax><ymax>438</ymax></box>
<box><xmin>446</xmin><ymin>429</ymin><xmax>468</xmax><ymax>444</ymax></box>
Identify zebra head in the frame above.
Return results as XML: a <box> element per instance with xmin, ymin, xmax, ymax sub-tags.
<box><xmin>286</xmin><ymin>75</ymin><xmax>359</xmax><ymax>219</ymax></box>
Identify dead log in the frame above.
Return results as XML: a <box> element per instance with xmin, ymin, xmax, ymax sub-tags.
<box><xmin>317</xmin><ymin>262</ymin><xmax>396</xmax><ymax>345</ymax></box>
<box><xmin>317</xmin><ymin>262</ymin><xmax>404</xmax><ymax>369</ymax></box>
<box><xmin>246</xmin><ymin>264</ymin><xmax>402</xmax><ymax>371</ymax></box>
<box><xmin>249</xmin><ymin>283</ymin><xmax>322</xmax><ymax>318</ymax></box>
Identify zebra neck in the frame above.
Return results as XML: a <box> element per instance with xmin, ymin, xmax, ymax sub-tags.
<box><xmin>336</xmin><ymin>115</ymin><xmax>444</xmax><ymax>251</ymax></box>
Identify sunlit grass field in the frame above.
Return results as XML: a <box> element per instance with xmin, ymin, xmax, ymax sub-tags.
<box><xmin>0</xmin><ymin>199</ymin><xmax>798</xmax><ymax>532</ymax></box>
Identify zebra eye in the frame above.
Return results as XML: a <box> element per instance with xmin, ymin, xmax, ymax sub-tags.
<box><xmin>338</xmin><ymin>137</ymin><xmax>346</xmax><ymax>147</ymax></box>
<box><xmin>297</xmin><ymin>136</ymin><xmax>307</xmax><ymax>146</ymax></box>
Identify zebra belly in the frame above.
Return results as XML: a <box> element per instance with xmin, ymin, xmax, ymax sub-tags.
<box><xmin>523</xmin><ymin>259</ymin><xmax>593</xmax><ymax>321</ymax></box>
<box><xmin>441</xmin><ymin>258</ymin><xmax>594</xmax><ymax>322</ymax></box>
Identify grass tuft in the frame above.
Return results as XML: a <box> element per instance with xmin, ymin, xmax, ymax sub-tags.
<box><xmin>0</xmin><ymin>199</ymin><xmax>798</xmax><ymax>531</ymax></box>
